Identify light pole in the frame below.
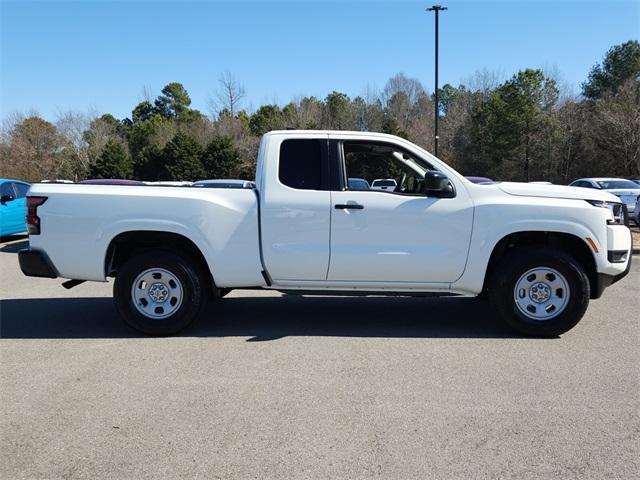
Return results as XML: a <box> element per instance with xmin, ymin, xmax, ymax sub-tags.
<box><xmin>427</xmin><ymin>4</ymin><xmax>447</xmax><ymax>157</ymax></box>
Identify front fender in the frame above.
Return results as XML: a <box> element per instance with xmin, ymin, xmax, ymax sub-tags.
<box><xmin>451</xmin><ymin>202</ymin><xmax>604</xmax><ymax>295</ymax></box>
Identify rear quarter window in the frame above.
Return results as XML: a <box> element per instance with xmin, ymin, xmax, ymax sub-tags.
<box><xmin>278</xmin><ymin>139</ymin><xmax>328</xmax><ymax>190</ymax></box>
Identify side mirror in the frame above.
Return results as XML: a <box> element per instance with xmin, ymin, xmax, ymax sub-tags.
<box><xmin>0</xmin><ymin>194</ymin><xmax>15</xmax><ymax>205</ymax></box>
<box><xmin>423</xmin><ymin>170</ymin><xmax>454</xmax><ymax>198</ymax></box>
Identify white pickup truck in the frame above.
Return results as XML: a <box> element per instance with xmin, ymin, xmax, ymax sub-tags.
<box><xmin>19</xmin><ymin>131</ymin><xmax>632</xmax><ymax>336</ymax></box>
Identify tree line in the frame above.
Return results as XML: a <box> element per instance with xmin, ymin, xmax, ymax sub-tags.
<box><xmin>1</xmin><ymin>40</ymin><xmax>638</xmax><ymax>184</ymax></box>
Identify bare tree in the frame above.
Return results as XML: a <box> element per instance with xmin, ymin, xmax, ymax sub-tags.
<box><xmin>55</xmin><ymin>110</ymin><xmax>92</xmax><ymax>174</ymax></box>
<box><xmin>381</xmin><ymin>73</ymin><xmax>426</xmax><ymax>107</ymax></box>
<box><xmin>359</xmin><ymin>84</ymin><xmax>384</xmax><ymax>132</ymax></box>
<box><xmin>591</xmin><ymin>79</ymin><xmax>640</xmax><ymax>176</ymax></box>
<box><xmin>1</xmin><ymin>110</ymin><xmax>38</xmax><ymax>143</ymax></box>
<box><xmin>141</xmin><ymin>84</ymin><xmax>154</xmax><ymax>103</ymax></box>
<box><xmin>542</xmin><ymin>64</ymin><xmax>576</xmax><ymax>105</ymax></box>
<box><xmin>551</xmin><ymin>101</ymin><xmax>586</xmax><ymax>182</ymax></box>
<box><xmin>464</xmin><ymin>68</ymin><xmax>503</xmax><ymax>94</ymax></box>
<box><xmin>1</xmin><ymin>112</ymin><xmax>23</xmax><ymax>147</ymax></box>
<box><xmin>212</xmin><ymin>71</ymin><xmax>246</xmax><ymax>118</ymax></box>
<box><xmin>381</xmin><ymin>73</ymin><xmax>427</xmax><ymax>131</ymax></box>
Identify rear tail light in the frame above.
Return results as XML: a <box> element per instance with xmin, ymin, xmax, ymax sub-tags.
<box><xmin>26</xmin><ymin>196</ymin><xmax>47</xmax><ymax>235</ymax></box>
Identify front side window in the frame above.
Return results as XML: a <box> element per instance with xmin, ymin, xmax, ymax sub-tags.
<box><xmin>1</xmin><ymin>182</ymin><xmax>15</xmax><ymax>198</ymax></box>
<box><xmin>342</xmin><ymin>141</ymin><xmax>432</xmax><ymax>195</ymax></box>
<box><xmin>278</xmin><ymin>139</ymin><xmax>328</xmax><ymax>190</ymax></box>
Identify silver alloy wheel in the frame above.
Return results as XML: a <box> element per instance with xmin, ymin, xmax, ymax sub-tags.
<box><xmin>513</xmin><ymin>267</ymin><xmax>570</xmax><ymax>321</ymax></box>
<box><xmin>131</xmin><ymin>268</ymin><xmax>183</xmax><ymax>320</ymax></box>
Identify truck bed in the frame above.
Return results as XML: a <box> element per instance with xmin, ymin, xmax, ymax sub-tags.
<box><xmin>27</xmin><ymin>183</ymin><xmax>265</xmax><ymax>287</ymax></box>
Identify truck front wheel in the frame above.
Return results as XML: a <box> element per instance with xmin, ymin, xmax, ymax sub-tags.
<box><xmin>489</xmin><ymin>248</ymin><xmax>590</xmax><ymax>337</ymax></box>
<box><xmin>113</xmin><ymin>250</ymin><xmax>208</xmax><ymax>335</ymax></box>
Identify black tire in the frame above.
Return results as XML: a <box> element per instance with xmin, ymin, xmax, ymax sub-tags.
<box><xmin>113</xmin><ymin>250</ymin><xmax>209</xmax><ymax>335</ymax></box>
<box><xmin>488</xmin><ymin>248</ymin><xmax>590</xmax><ymax>337</ymax></box>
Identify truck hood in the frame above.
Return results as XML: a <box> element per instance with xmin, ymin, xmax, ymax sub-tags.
<box><xmin>497</xmin><ymin>182</ymin><xmax>620</xmax><ymax>202</ymax></box>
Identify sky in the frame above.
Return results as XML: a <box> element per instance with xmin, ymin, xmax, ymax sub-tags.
<box><xmin>1</xmin><ymin>0</ymin><xmax>638</xmax><ymax>122</ymax></box>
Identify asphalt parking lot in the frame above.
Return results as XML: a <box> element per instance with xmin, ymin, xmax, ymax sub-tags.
<box><xmin>1</xmin><ymin>235</ymin><xmax>638</xmax><ymax>480</ymax></box>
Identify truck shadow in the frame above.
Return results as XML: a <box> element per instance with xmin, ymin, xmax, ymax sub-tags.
<box><xmin>0</xmin><ymin>295</ymin><xmax>530</xmax><ymax>340</ymax></box>
<box><xmin>0</xmin><ymin>235</ymin><xmax>28</xmax><ymax>253</ymax></box>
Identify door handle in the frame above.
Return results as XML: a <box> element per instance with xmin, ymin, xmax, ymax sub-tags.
<box><xmin>335</xmin><ymin>203</ymin><xmax>364</xmax><ymax>210</ymax></box>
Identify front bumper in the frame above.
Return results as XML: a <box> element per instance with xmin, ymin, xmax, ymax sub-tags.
<box><xmin>18</xmin><ymin>248</ymin><xmax>58</xmax><ymax>278</ymax></box>
<box><xmin>592</xmin><ymin>228</ymin><xmax>633</xmax><ymax>299</ymax></box>
<box><xmin>593</xmin><ymin>251</ymin><xmax>632</xmax><ymax>299</ymax></box>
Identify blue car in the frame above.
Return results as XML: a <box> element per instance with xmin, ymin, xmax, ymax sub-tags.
<box><xmin>0</xmin><ymin>179</ymin><xmax>30</xmax><ymax>237</ymax></box>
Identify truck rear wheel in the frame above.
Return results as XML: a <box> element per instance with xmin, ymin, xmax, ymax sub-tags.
<box><xmin>489</xmin><ymin>248</ymin><xmax>590</xmax><ymax>337</ymax></box>
<box><xmin>113</xmin><ymin>250</ymin><xmax>208</xmax><ymax>335</ymax></box>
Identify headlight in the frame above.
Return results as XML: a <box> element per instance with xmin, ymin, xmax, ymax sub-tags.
<box><xmin>586</xmin><ymin>200</ymin><xmax>627</xmax><ymax>225</ymax></box>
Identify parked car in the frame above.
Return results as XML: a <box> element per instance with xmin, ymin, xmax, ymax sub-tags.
<box><xmin>0</xmin><ymin>179</ymin><xmax>30</xmax><ymax>236</ymax></box>
<box><xmin>466</xmin><ymin>176</ymin><xmax>494</xmax><ymax>184</ymax></box>
<box><xmin>634</xmin><ymin>195</ymin><xmax>640</xmax><ymax>226</ymax></box>
<box><xmin>347</xmin><ymin>178</ymin><xmax>371</xmax><ymax>191</ymax></box>
<box><xmin>370</xmin><ymin>178</ymin><xmax>397</xmax><ymax>192</ymax></box>
<box><xmin>19</xmin><ymin>130</ymin><xmax>632</xmax><ymax>338</ymax></box>
<box><xmin>193</xmin><ymin>179</ymin><xmax>255</xmax><ymax>189</ymax></box>
<box><xmin>569</xmin><ymin>178</ymin><xmax>640</xmax><ymax>217</ymax></box>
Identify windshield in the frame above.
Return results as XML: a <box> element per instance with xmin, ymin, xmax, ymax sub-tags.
<box><xmin>597</xmin><ymin>180</ymin><xmax>639</xmax><ymax>189</ymax></box>
<box><xmin>348</xmin><ymin>178</ymin><xmax>370</xmax><ymax>190</ymax></box>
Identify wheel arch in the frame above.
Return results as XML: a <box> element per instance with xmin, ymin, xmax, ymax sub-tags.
<box><xmin>104</xmin><ymin>230</ymin><xmax>216</xmax><ymax>288</ymax></box>
<box><xmin>482</xmin><ymin>231</ymin><xmax>598</xmax><ymax>299</ymax></box>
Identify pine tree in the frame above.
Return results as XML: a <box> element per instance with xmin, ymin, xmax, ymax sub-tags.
<box><xmin>89</xmin><ymin>139</ymin><xmax>133</xmax><ymax>179</ymax></box>
<box><xmin>381</xmin><ymin>117</ymin><xmax>408</xmax><ymax>139</ymax></box>
<box><xmin>582</xmin><ymin>40</ymin><xmax>640</xmax><ymax>100</ymax></box>
<box><xmin>161</xmin><ymin>131</ymin><xmax>205</xmax><ymax>181</ymax></box>
<box><xmin>201</xmin><ymin>136</ymin><xmax>240</xmax><ymax>179</ymax></box>
<box><xmin>133</xmin><ymin>144</ymin><xmax>163</xmax><ymax>181</ymax></box>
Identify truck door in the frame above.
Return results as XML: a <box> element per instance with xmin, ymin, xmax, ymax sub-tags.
<box><xmin>327</xmin><ymin>138</ymin><xmax>474</xmax><ymax>284</ymax></box>
<box><xmin>260</xmin><ymin>134</ymin><xmax>332</xmax><ymax>281</ymax></box>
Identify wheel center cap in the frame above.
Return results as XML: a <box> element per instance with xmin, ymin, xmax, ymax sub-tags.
<box><xmin>529</xmin><ymin>282</ymin><xmax>551</xmax><ymax>303</ymax></box>
<box><xmin>148</xmin><ymin>282</ymin><xmax>169</xmax><ymax>303</ymax></box>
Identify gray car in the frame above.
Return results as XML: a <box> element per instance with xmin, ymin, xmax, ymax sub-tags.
<box><xmin>569</xmin><ymin>178</ymin><xmax>640</xmax><ymax>218</ymax></box>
